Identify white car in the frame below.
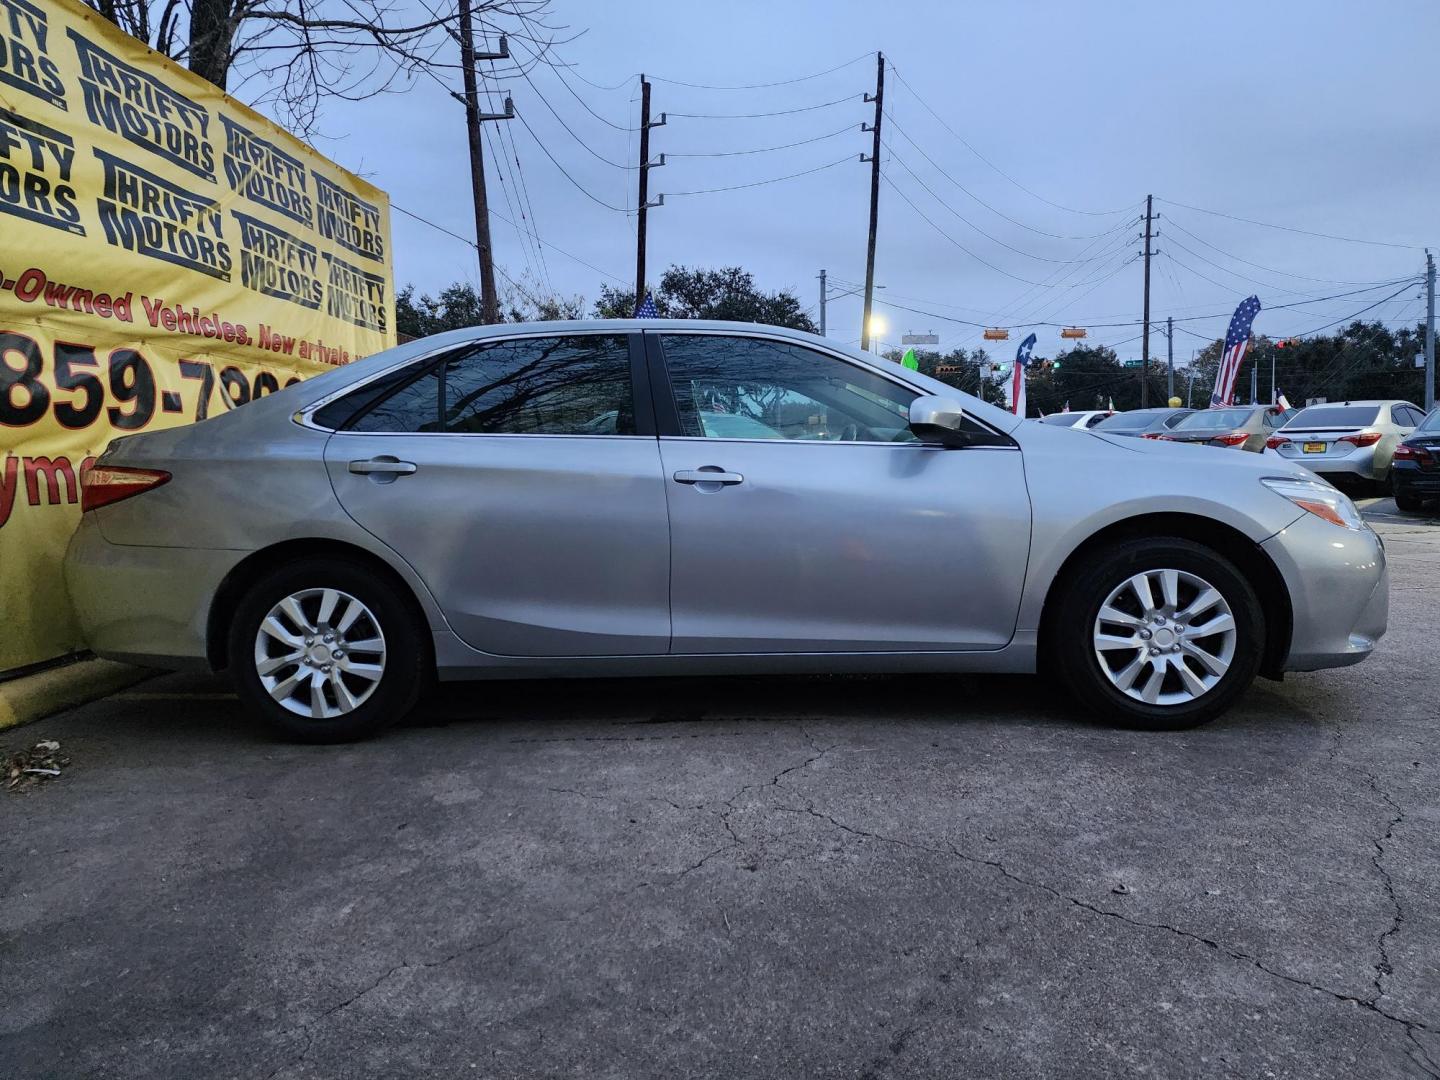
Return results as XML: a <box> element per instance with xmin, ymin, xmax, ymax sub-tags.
<box><xmin>1265</xmin><ymin>400</ymin><xmax>1423</xmax><ymax>488</ymax></box>
<box><xmin>1035</xmin><ymin>409</ymin><xmax>1114</xmax><ymax>429</ymax></box>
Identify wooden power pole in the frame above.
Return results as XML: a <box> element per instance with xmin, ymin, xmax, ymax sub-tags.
<box><xmin>634</xmin><ymin>76</ymin><xmax>666</xmax><ymax>312</ymax></box>
<box><xmin>1140</xmin><ymin>193</ymin><xmax>1153</xmax><ymax>407</ymax></box>
<box><xmin>860</xmin><ymin>52</ymin><xmax>884</xmax><ymax>352</ymax></box>
<box><xmin>456</xmin><ymin>0</ymin><xmax>512</xmax><ymax>324</ymax></box>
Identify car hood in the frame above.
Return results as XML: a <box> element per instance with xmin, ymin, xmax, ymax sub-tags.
<box><xmin>1083</xmin><ymin>428</ymin><xmax>1313</xmax><ymax>480</ymax></box>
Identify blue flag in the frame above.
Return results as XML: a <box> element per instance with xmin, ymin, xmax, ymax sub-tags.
<box><xmin>636</xmin><ymin>293</ymin><xmax>659</xmax><ymax>318</ymax></box>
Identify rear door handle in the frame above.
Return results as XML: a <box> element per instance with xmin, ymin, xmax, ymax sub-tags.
<box><xmin>349</xmin><ymin>457</ymin><xmax>417</xmax><ymax>475</ymax></box>
<box><xmin>673</xmin><ymin>467</ymin><xmax>744</xmax><ymax>486</ymax></box>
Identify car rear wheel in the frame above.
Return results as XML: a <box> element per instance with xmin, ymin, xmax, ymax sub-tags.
<box><xmin>229</xmin><ymin>557</ymin><xmax>429</xmax><ymax>742</ymax></box>
<box><xmin>1394</xmin><ymin>491</ymin><xmax>1424</xmax><ymax>513</ymax></box>
<box><xmin>1051</xmin><ymin>537</ymin><xmax>1265</xmax><ymax>730</ymax></box>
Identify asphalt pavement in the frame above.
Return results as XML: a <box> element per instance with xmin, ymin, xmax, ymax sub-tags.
<box><xmin>3</xmin><ymin>510</ymin><xmax>1439</xmax><ymax>1079</ymax></box>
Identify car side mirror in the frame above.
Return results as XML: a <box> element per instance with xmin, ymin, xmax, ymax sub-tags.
<box><xmin>908</xmin><ymin>395</ymin><xmax>974</xmax><ymax>447</ymax></box>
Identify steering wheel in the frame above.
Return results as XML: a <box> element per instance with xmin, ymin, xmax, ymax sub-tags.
<box><xmin>839</xmin><ymin>423</ymin><xmax>861</xmax><ymax>442</ymax></box>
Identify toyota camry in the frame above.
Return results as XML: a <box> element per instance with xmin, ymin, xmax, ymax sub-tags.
<box><xmin>66</xmin><ymin>321</ymin><xmax>1389</xmax><ymax>741</ymax></box>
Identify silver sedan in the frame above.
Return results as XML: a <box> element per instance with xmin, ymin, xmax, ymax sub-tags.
<box><xmin>66</xmin><ymin>321</ymin><xmax>1389</xmax><ymax>741</ymax></box>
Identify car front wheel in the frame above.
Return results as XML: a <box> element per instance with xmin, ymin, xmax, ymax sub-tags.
<box><xmin>1051</xmin><ymin>537</ymin><xmax>1265</xmax><ymax>730</ymax></box>
<box><xmin>229</xmin><ymin>557</ymin><xmax>429</xmax><ymax>742</ymax></box>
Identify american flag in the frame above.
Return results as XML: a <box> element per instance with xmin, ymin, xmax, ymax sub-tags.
<box><xmin>635</xmin><ymin>293</ymin><xmax>659</xmax><ymax>318</ymax></box>
<box><xmin>1011</xmin><ymin>332</ymin><xmax>1036</xmax><ymax>416</ymax></box>
<box><xmin>1211</xmin><ymin>295</ymin><xmax>1262</xmax><ymax>407</ymax></box>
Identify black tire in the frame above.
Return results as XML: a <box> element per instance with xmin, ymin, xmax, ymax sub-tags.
<box><xmin>228</xmin><ymin>557</ymin><xmax>430</xmax><ymax>743</ymax></box>
<box><xmin>1050</xmin><ymin>537</ymin><xmax>1265</xmax><ymax>731</ymax></box>
<box><xmin>1394</xmin><ymin>491</ymin><xmax>1423</xmax><ymax>513</ymax></box>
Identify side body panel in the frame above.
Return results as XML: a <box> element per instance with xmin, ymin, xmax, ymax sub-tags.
<box><xmin>657</xmin><ymin>439</ymin><xmax>1032</xmax><ymax>652</ymax></box>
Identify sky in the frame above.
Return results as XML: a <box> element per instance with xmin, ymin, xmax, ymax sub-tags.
<box><xmin>298</xmin><ymin>0</ymin><xmax>1440</xmax><ymax>364</ymax></box>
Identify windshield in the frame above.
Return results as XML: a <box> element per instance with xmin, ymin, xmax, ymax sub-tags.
<box><xmin>1038</xmin><ymin>413</ymin><xmax>1081</xmax><ymax>426</ymax></box>
<box><xmin>1172</xmin><ymin>407</ymin><xmax>1254</xmax><ymax>432</ymax></box>
<box><xmin>1095</xmin><ymin>410</ymin><xmax>1167</xmax><ymax>432</ymax></box>
<box><xmin>1417</xmin><ymin>408</ymin><xmax>1440</xmax><ymax>434</ymax></box>
<box><xmin>1281</xmin><ymin>404</ymin><xmax>1380</xmax><ymax>429</ymax></box>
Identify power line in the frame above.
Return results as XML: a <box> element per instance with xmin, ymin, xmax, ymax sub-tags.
<box><xmin>883</xmin><ymin>139</ymin><xmax>1134</xmax><ymax>265</ymax></box>
<box><xmin>669</xmin><ymin>94</ymin><xmax>858</xmax><ymax>120</ymax></box>
<box><xmin>1160</xmin><ymin>215</ymin><xmax>1395</xmax><ymax>286</ymax></box>
<box><xmin>545</xmin><ymin>59</ymin><xmax>636</xmax><ymax>130</ymax></box>
<box><xmin>648</xmin><ymin>52</ymin><xmax>873</xmax><ymax>90</ymax></box>
<box><xmin>886</xmin><ymin>60</ymin><xmax>1135</xmax><ymax>217</ymax></box>
<box><xmin>884</xmin><ymin>173</ymin><xmax>1139</xmax><ymax>289</ymax></box>
<box><xmin>1154</xmin><ymin>197</ymin><xmax>1423</xmax><ymax>251</ymax></box>
<box><xmin>884</xmin><ymin>112</ymin><xmax>1130</xmax><ymax>241</ymax></box>
<box><xmin>394</xmin><ymin>199</ymin><xmax>626</xmax><ymax>285</ymax></box>
<box><xmin>664</xmin><ymin>155</ymin><xmax>854</xmax><ymax>196</ymax></box>
<box><xmin>518</xmin><ymin>65</ymin><xmax>634</xmax><ymax>169</ymax></box>
<box><xmin>667</xmin><ymin>123</ymin><xmax>858</xmax><ymax>158</ymax></box>
<box><xmin>513</xmin><ymin>104</ymin><xmax>632</xmax><ymax>212</ymax></box>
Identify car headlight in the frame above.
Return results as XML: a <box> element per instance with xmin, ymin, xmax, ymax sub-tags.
<box><xmin>1261</xmin><ymin>476</ymin><xmax>1366</xmax><ymax>530</ymax></box>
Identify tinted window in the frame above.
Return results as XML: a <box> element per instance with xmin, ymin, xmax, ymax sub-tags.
<box><xmin>1418</xmin><ymin>408</ymin><xmax>1440</xmax><ymax>433</ymax></box>
<box><xmin>1038</xmin><ymin>413</ymin><xmax>1082</xmax><ymax>426</ymax></box>
<box><xmin>1280</xmin><ymin>405</ymin><xmax>1381</xmax><ymax>429</ymax></box>
<box><xmin>1095</xmin><ymin>410</ymin><xmax>1168</xmax><ymax>433</ymax></box>
<box><xmin>1172</xmin><ymin>407</ymin><xmax>1253</xmax><ymax>432</ymax></box>
<box><xmin>1161</xmin><ymin>410</ymin><xmax>1192</xmax><ymax>428</ymax></box>
<box><xmin>1396</xmin><ymin>405</ymin><xmax>1423</xmax><ymax>427</ymax></box>
<box><xmin>1263</xmin><ymin>409</ymin><xmax>1283</xmax><ymax>428</ymax></box>
<box><xmin>660</xmin><ymin>334</ymin><xmax>923</xmax><ymax>443</ymax></box>
<box><xmin>313</xmin><ymin>362</ymin><xmax>429</xmax><ymax>430</ymax></box>
<box><xmin>349</xmin><ymin>335</ymin><xmax>635</xmax><ymax>435</ymax></box>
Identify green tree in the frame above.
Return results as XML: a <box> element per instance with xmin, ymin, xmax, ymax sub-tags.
<box><xmin>594</xmin><ymin>266</ymin><xmax>817</xmax><ymax>332</ymax></box>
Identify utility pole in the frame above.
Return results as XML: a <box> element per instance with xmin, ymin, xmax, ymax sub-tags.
<box><xmin>634</xmin><ymin>76</ymin><xmax>666</xmax><ymax>312</ymax></box>
<box><xmin>1186</xmin><ymin>353</ymin><xmax>1197</xmax><ymax>408</ymax></box>
<box><xmin>1426</xmin><ymin>249</ymin><xmax>1436</xmax><ymax>411</ymax></box>
<box><xmin>1270</xmin><ymin>343</ymin><xmax>1277</xmax><ymax>406</ymax></box>
<box><xmin>455</xmin><ymin>0</ymin><xmax>512</xmax><ymax>325</ymax></box>
<box><xmin>1250</xmin><ymin>359</ymin><xmax>1258</xmax><ymax>406</ymax></box>
<box><xmin>818</xmin><ymin>269</ymin><xmax>827</xmax><ymax>337</ymax></box>
<box><xmin>1140</xmin><ymin>193</ymin><xmax>1153</xmax><ymax>408</ymax></box>
<box><xmin>1166</xmin><ymin>315</ymin><xmax>1174</xmax><ymax>401</ymax></box>
<box><xmin>859</xmin><ymin>52</ymin><xmax>884</xmax><ymax>352</ymax></box>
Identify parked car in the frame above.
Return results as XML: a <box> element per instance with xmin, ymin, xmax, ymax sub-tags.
<box><xmin>67</xmin><ymin>321</ymin><xmax>1387</xmax><ymax>742</ymax></box>
<box><xmin>1154</xmin><ymin>404</ymin><xmax>1285</xmax><ymax>453</ymax></box>
<box><xmin>1036</xmin><ymin>409</ymin><xmax>1114</xmax><ymax>429</ymax></box>
<box><xmin>1392</xmin><ymin>406</ymin><xmax>1440</xmax><ymax>513</ymax></box>
<box><xmin>1265</xmin><ymin>400</ymin><xmax>1422</xmax><ymax>490</ymax></box>
<box><xmin>1093</xmin><ymin>407</ymin><xmax>1195</xmax><ymax>438</ymax></box>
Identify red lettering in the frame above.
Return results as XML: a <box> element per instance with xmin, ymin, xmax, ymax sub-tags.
<box><xmin>0</xmin><ymin>454</ymin><xmax>17</xmax><ymax>528</ymax></box>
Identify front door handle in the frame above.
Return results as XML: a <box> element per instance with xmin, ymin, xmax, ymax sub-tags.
<box><xmin>349</xmin><ymin>457</ymin><xmax>417</xmax><ymax>476</ymax></box>
<box><xmin>673</xmin><ymin>467</ymin><xmax>744</xmax><ymax>486</ymax></box>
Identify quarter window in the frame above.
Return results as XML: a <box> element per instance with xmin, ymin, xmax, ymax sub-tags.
<box><xmin>347</xmin><ymin>335</ymin><xmax>636</xmax><ymax>435</ymax></box>
<box><xmin>659</xmin><ymin>334</ymin><xmax>920</xmax><ymax>443</ymax></box>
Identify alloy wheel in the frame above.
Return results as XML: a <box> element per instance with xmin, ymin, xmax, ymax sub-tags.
<box><xmin>253</xmin><ymin>588</ymin><xmax>387</xmax><ymax>718</ymax></box>
<box><xmin>1092</xmin><ymin>568</ymin><xmax>1237</xmax><ymax>706</ymax></box>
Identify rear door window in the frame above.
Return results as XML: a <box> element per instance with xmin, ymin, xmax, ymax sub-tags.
<box><xmin>346</xmin><ymin>335</ymin><xmax>637</xmax><ymax>435</ymax></box>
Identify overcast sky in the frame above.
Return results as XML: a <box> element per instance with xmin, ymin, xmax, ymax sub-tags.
<box><xmin>304</xmin><ymin>0</ymin><xmax>1440</xmax><ymax>362</ymax></box>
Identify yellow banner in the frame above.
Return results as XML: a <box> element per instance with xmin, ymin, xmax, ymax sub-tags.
<box><xmin>0</xmin><ymin>0</ymin><xmax>395</xmax><ymax>670</ymax></box>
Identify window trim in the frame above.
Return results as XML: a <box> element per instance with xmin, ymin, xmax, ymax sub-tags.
<box><xmin>296</xmin><ymin>329</ymin><xmax>656</xmax><ymax>437</ymax></box>
<box><xmin>642</xmin><ymin>327</ymin><xmax>1015</xmax><ymax>449</ymax></box>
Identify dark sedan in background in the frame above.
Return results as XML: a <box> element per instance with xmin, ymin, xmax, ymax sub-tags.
<box><xmin>1393</xmin><ymin>406</ymin><xmax>1440</xmax><ymax>512</ymax></box>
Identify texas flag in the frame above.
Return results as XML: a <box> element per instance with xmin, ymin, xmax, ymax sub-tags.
<box><xmin>1011</xmin><ymin>332</ymin><xmax>1037</xmax><ymax>416</ymax></box>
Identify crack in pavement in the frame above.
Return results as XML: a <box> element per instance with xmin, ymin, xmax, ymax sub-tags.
<box><xmin>771</xmin><ymin>800</ymin><xmax>1438</xmax><ymax>1076</ymax></box>
<box><xmin>1361</xmin><ymin>769</ymin><xmax>1407</xmax><ymax>1007</ymax></box>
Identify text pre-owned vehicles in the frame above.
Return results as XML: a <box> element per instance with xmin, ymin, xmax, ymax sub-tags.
<box><xmin>1265</xmin><ymin>400</ymin><xmax>1423</xmax><ymax>490</ymax></box>
<box><xmin>66</xmin><ymin>321</ymin><xmax>1387</xmax><ymax>742</ymax></box>
<box><xmin>1092</xmin><ymin>407</ymin><xmax>1196</xmax><ymax>438</ymax></box>
<box><xmin>1156</xmin><ymin>404</ymin><xmax>1286</xmax><ymax>453</ymax></box>
<box><xmin>1391</xmin><ymin>406</ymin><xmax>1440</xmax><ymax>512</ymax></box>
<box><xmin>1036</xmin><ymin>410</ymin><xmax>1114</xmax><ymax>430</ymax></box>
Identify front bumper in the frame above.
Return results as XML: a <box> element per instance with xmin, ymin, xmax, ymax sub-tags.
<box><xmin>64</xmin><ymin>514</ymin><xmax>242</xmax><ymax>669</ymax></box>
<box><xmin>1262</xmin><ymin>512</ymin><xmax>1388</xmax><ymax>672</ymax></box>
